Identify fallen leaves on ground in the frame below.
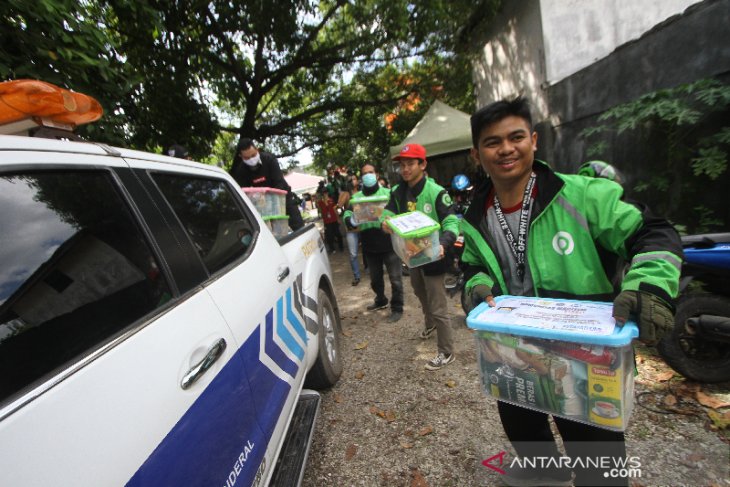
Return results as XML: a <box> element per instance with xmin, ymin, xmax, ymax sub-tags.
<box><xmin>410</xmin><ymin>468</ymin><xmax>429</xmax><ymax>487</ymax></box>
<box><xmin>707</xmin><ymin>410</ymin><xmax>730</xmax><ymax>430</ymax></box>
<box><xmin>345</xmin><ymin>444</ymin><xmax>357</xmax><ymax>460</ymax></box>
<box><xmin>696</xmin><ymin>391</ymin><xmax>730</xmax><ymax>409</ymax></box>
<box><xmin>664</xmin><ymin>394</ymin><xmax>678</xmax><ymax>407</ymax></box>
<box><xmin>369</xmin><ymin>405</ymin><xmax>397</xmax><ymax>422</ymax></box>
<box><xmin>342</xmin><ymin>330</ymin><xmax>352</xmax><ymax>337</ymax></box>
<box><xmin>334</xmin><ymin>393</ymin><xmax>343</xmax><ymax>403</ymax></box>
<box><xmin>445</xmin><ymin>380</ymin><xmax>457</xmax><ymax>388</ymax></box>
<box><xmin>655</xmin><ymin>371</ymin><xmax>675</xmax><ymax>382</ymax></box>
<box><xmin>354</xmin><ymin>340</ymin><xmax>369</xmax><ymax>350</ymax></box>
<box><xmin>418</xmin><ymin>426</ymin><xmax>433</xmax><ymax>436</ymax></box>
<box><xmin>355</xmin><ymin>370</ymin><xmax>365</xmax><ymax>379</ymax></box>
<box><xmin>400</xmin><ymin>441</ymin><xmax>414</xmax><ymax>449</ymax></box>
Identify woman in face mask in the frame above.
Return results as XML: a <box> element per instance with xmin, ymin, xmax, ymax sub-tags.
<box><xmin>342</xmin><ymin>164</ymin><xmax>404</xmax><ymax>322</ymax></box>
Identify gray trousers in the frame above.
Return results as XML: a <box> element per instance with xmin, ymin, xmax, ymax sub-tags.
<box><xmin>410</xmin><ymin>268</ymin><xmax>453</xmax><ymax>355</ymax></box>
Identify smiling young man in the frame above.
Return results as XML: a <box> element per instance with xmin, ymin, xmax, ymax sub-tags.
<box><xmin>462</xmin><ymin>98</ymin><xmax>682</xmax><ymax>486</ymax></box>
<box><xmin>381</xmin><ymin>144</ymin><xmax>460</xmax><ymax>370</ymax></box>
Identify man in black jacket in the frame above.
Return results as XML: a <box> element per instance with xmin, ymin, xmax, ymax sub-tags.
<box><xmin>230</xmin><ymin>138</ymin><xmax>304</xmax><ymax>231</ymax></box>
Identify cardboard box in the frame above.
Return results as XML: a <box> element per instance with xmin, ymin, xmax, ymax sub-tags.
<box><xmin>386</xmin><ymin>211</ymin><xmax>441</xmax><ymax>268</ymax></box>
<box><xmin>351</xmin><ymin>195</ymin><xmax>388</xmax><ymax>223</ymax></box>
<box><xmin>467</xmin><ymin>296</ymin><xmax>638</xmax><ymax>431</ymax></box>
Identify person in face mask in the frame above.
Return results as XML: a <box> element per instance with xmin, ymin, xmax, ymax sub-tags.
<box><xmin>230</xmin><ymin>137</ymin><xmax>304</xmax><ymax>231</ymax></box>
<box><xmin>343</xmin><ymin>164</ymin><xmax>404</xmax><ymax>322</ymax></box>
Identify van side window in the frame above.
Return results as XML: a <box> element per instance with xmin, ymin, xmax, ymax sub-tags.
<box><xmin>0</xmin><ymin>171</ymin><xmax>172</xmax><ymax>403</ymax></box>
<box><xmin>152</xmin><ymin>174</ymin><xmax>256</xmax><ymax>275</ymax></box>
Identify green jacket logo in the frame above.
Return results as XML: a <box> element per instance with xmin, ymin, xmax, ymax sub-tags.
<box><xmin>552</xmin><ymin>231</ymin><xmax>574</xmax><ymax>255</ymax></box>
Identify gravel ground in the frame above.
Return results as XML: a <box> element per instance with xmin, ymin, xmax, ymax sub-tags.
<box><xmin>301</xmin><ymin>248</ymin><xmax>730</xmax><ymax>487</ymax></box>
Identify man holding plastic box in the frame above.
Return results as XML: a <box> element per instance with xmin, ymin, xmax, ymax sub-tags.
<box><xmin>381</xmin><ymin>144</ymin><xmax>460</xmax><ymax>370</ymax></box>
<box><xmin>461</xmin><ymin>97</ymin><xmax>682</xmax><ymax>486</ymax></box>
<box><xmin>230</xmin><ymin>137</ymin><xmax>304</xmax><ymax>231</ymax></box>
<box><xmin>344</xmin><ymin>164</ymin><xmax>403</xmax><ymax>322</ymax></box>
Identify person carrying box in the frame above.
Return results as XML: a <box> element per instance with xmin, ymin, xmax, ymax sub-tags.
<box><xmin>230</xmin><ymin>137</ymin><xmax>304</xmax><ymax>231</ymax></box>
<box><xmin>461</xmin><ymin>97</ymin><xmax>682</xmax><ymax>486</ymax></box>
<box><xmin>344</xmin><ymin>164</ymin><xmax>403</xmax><ymax>322</ymax></box>
<box><xmin>381</xmin><ymin>144</ymin><xmax>460</xmax><ymax>370</ymax></box>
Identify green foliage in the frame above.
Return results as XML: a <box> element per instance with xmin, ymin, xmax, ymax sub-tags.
<box><xmin>0</xmin><ymin>0</ymin><xmax>134</xmax><ymax>145</ymax></box>
<box><xmin>581</xmin><ymin>78</ymin><xmax>730</xmax><ymax>232</ymax></box>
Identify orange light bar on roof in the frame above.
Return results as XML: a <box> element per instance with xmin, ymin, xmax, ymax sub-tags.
<box><xmin>0</xmin><ymin>79</ymin><xmax>103</xmax><ymax>129</ymax></box>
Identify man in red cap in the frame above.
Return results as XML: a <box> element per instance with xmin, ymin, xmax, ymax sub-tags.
<box><xmin>381</xmin><ymin>144</ymin><xmax>460</xmax><ymax>370</ymax></box>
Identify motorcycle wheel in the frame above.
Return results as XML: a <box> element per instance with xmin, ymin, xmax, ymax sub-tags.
<box><xmin>658</xmin><ymin>293</ymin><xmax>730</xmax><ymax>383</ymax></box>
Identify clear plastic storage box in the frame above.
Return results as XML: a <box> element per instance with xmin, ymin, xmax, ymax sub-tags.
<box><xmin>264</xmin><ymin>215</ymin><xmax>289</xmax><ymax>238</ymax></box>
<box><xmin>242</xmin><ymin>187</ymin><xmax>287</xmax><ymax>217</ymax></box>
<box><xmin>351</xmin><ymin>195</ymin><xmax>388</xmax><ymax>223</ymax></box>
<box><xmin>466</xmin><ymin>295</ymin><xmax>638</xmax><ymax>431</ymax></box>
<box><xmin>386</xmin><ymin>211</ymin><xmax>441</xmax><ymax>268</ymax></box>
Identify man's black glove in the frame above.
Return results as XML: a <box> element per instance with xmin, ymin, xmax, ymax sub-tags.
<box><xmin>613</xmin><ymin>290</ymin><xmax>674</xmax><ymax>346</ymax></box>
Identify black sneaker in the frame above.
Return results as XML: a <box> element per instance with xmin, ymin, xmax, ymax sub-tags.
<box><xmin>366</xmin><ymin>301</ymin><xmax>388</xmax><ymax>311</ymax></box>
<box><xmin>500</xmin><ymin>465</ymin><xmax>572</xmax><ymax>487</ymax></box>
<box><xmin>387</xmin><ymin>311</ymin><xmax>402</xmax><ymax>322</ymax></box>
<box><xmin>352</xmin><ymin>277</ymin><xmax>360</xmax><ymax>286</ymax></box>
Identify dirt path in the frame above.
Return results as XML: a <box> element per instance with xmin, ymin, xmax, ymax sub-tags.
<box><xmin>301</xmin><ymin>249</ymin><xmax>730</xmax><ymax>487</ymax></box>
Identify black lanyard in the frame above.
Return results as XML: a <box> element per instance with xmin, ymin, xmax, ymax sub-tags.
<box><xmin>493</xmin><ymin>173</ymin><xmax>536</xmax><ymax>280</ymax></box>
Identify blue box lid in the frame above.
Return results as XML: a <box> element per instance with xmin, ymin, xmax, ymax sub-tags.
<box><xmin>467</xmin><ymin>295</ymin><xmax>638</xmax><ymax>347</ymax></box>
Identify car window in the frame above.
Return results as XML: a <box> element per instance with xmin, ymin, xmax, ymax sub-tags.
<box><xmin>152</xmin><ymin>173</ymin><xmax>256</xmax><ymax>275</ymax></box>
<box><xmin>0</xmin><ymin>170</ymin><xmax>172</xmax><ymax>404</ymax></box>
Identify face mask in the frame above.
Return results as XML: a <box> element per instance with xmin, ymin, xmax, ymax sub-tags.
<box><xmin>243</xmin><ymin>153</ymin><xmax>261</xmax><ymax>167</ymax></box>
<box><xmin>362</xmin><ymin>173</ymin><xmax>377</xmax><ymax>187</ymax></box>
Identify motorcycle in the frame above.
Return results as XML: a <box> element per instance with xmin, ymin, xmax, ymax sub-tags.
<box><xmin>658</xmin><ymin>232</ymin><xmax>730</xmax><ymax>383</ymax></box>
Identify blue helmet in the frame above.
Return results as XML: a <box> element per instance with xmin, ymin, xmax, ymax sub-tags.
<box><xmin>452</xmin><ymin>174</ymin><xmax>470</xmax><ymax>191</ymax></box>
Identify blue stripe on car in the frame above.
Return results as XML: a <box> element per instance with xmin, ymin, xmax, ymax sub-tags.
<box><xmin>286</xmin><ymin>288</ymin><xmax>307</xmax><ymax>344</ymax></box>
<box><xmin>264</xmin><ymin>309</ymin><xmax>298</xmax><ymax>377</ymax></box>
<box><xmin>276</xmin><ymin>297</ymin><xmax>304</xmax><ymax>360</ymax></box>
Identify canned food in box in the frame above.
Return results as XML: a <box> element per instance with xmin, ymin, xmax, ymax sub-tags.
<box><xmin>466</xmin><ymin>295</ymin><xmax>638</xmax><ymax>431</ymax></box>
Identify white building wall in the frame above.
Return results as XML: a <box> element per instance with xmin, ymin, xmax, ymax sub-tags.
<box><xmin>472</xmin><ymin>0</ymin><xmax>549</xmax><ymax>119</ymax></box>
<box><xmin>472</xmin><ymin>0</ymin><xmax>701</xmax><ymax>121</ymax></box>
<box><xmin>540</xmin><ymin>0</ymin><xmax>701</xmax><ymax>83</ymax></box>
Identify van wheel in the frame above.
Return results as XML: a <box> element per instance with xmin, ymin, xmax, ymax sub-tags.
<box><xmin>304</xmin><ymin>289</ymin><xmax>343</xmax><ymax>389</ymax></box>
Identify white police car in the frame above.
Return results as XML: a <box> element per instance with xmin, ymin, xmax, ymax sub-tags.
<box><xmin>0</xmin><ymin>80</ymin><xmax>342</xmax><ymax>486</ymax></box>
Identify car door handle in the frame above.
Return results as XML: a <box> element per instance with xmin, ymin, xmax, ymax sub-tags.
<box><xmin>277</xmin><ymin>266</ymin><xmax>290</xmax><ymax>282</ymax></box>
<box><xmin>180</xmin><ymin>338</ymin><xmax>227</xmax><ymax>390</ymax></box>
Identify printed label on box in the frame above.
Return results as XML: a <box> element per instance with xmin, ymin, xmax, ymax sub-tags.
<box><xmin>473</xmin><ymin>297</ymin><xmax>616</xmax><ymax>335</ymax></box>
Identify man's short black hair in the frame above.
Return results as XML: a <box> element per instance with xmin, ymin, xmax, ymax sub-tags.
<box><xmin>237</xmin><ymin>137</ymin><xmax>255</xmax><ymax>152</ymax></box>
<box><xmin>470</xmin><ymin>97</ymin><xmax>533</xmax><ymax>148</ymax></box>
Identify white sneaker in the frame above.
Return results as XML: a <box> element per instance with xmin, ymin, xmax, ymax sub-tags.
<box><xmin>424</xmin><ymin>353</ymin><xmax>455</xmax><ymax>370</ymax></box>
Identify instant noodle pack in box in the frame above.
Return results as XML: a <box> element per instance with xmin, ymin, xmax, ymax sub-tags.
<box><xmin>467</xmin><ymin>295</ymin><xmax>639</xmax><ymax>431</ymax></box>
<box><xmin>386</xmin><ymin>211</ymin><xmax>441</xmax><ymax>268</ymax></box>
<box><xmin>242</xmin><ymin>187</ymin><xmax>287</xmax><ymax>217</ymax></box>
<box><xmin>351</xmin><ymin>195</ymin><xmax>388</xmax><ymax>223</ymax></box>
<box><xmin>264</xmin><ymin>215</ymin><xmax>289</xmax><ymax>238</ymax></box>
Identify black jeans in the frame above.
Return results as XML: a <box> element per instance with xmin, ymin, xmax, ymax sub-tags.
<box><xmin>364</xmin><ymin>251</ymin><xmax>404</xmax><ymax>312</ymax></box>
<box><xmin>324</xmin><ymin>222</ymin><xmax>343</xmax><ymax>252</ymax></box>
<box><xmin>498</xmin><ymin>401</ymin><xmax>628</xmax><ymax>486</ymax></box>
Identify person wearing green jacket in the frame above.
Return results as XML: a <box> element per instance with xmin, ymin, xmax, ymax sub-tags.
<box><xmin>381</xmin><ymin>144</ymin><xmax>460</xmax><ymax>370</ymax></box>
<box><xmin>343</xmin><ymin>164</ymin><xmax>404</xmax><ymax>322</ymax></box>
<box><xmin>462</xmin><ymin>97</ymin><xmax>682</xmax><ymax>486</ymax></box>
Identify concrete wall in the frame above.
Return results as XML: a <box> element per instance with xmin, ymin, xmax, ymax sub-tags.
<box><xmin>546</xmin><ymin>0</ymin><xmax>730</xmax><ymax>170</ymax></box>
<box><xmin>540</xmin><ymin>0</ymin><xmax>700</xmax><ymax>84</ymax></box>
<box><xmin>472</xmin><ymin>0</ymin><xmax>549</xmax><ymax>120</ymax></box>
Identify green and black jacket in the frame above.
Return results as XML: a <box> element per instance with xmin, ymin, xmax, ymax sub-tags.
<box><xmin>462</xmin><ymin>161</ymin><xmax>683</xmax><ymax>305</ymax></box>
<box><xmin>382</xmin><ymin>176</ymin><xmax>459</xmax><ymax>275</ymax></box>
